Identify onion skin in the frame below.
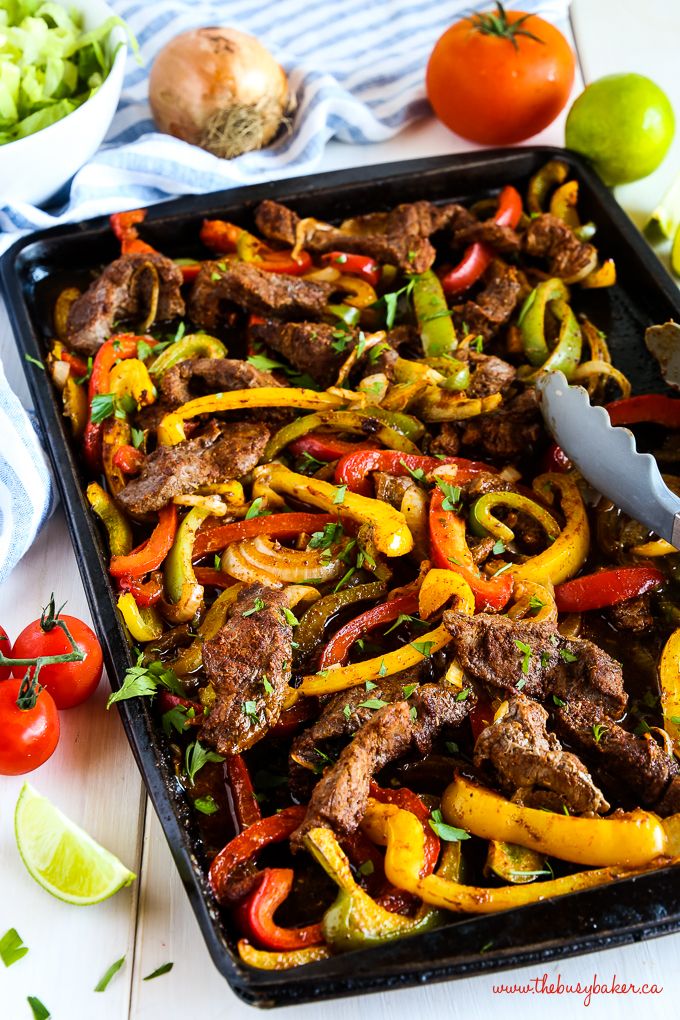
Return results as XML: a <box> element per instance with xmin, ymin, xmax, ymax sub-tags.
<box><xmin>149</xmin><ymin>27</ymin><xmax>289</xmax><ymax>159</ymax></box>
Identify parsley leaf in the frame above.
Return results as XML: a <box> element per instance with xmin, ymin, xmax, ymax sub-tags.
<box><xmin>429</xmin><ymin>809</ymin><xmax>470</xmax><ymax>842</ymax></box>
<box><xmin>309</xmin><ymin>522</ymin><xmax>344</xmax><ymax>551</ymax></box>
<box><xmin>409</xmin><ymin>705</ymin><xmax>418</xmax><ymax>721</ymax></box>
<box><xmin>559</xmin><ymin>648</ymin><xmax>578</xmax><ymax>663</ymax></box>
<box><xmin>248</xmin><ymin>353</ymin><xmax>286</xmax><ymax>371</ymax></box>
<box><xmin>365</xmin><ymin>680</ymin><xmax>378</xmax><ymax>691</ymax></box>
<box><xmin>529</xmin><ymin>594</ymin><xmax>545</xmax><ymax>611</ymax></box>
<box><xmin>245</xmin><ymin>497</ymin><xmax>271</xmax><ymax>520</ymax></box>
<box><xmin>343</xmin><ymin>704</ymin><xmax>352</xmax><ymax>720</ymax></box>
<box><xmin>161</xmin><ymin>705</ymin><xmax>191</xmax><ymax>736</ymax></box>
<box><xmin>516</xmin><ymin>677</ymin><xmax>527</xmax><ymax>690</ymax></box>
<box><xmin>402</xmin><ymin>682</ymin><xmax>418</xmax><ymax>698</ymax></box>
<box><xmin>592</xmin><ymin>722</ymin><xmax>608</xmax><ymax>744</ymax></box>
<box><xmin>378</xmin><ymin>658</ymin><xmax>388</xmax><ymax>677</ymax></box>
<box><xmin>24</xmin><ymin>354</ymin><xmax>45</xmax><ymax>370</ymax></box>
<box><xmin>262</xmin><ymin>675</ymin><xmax>274</xmax><ymax>695</ymax></box>
<box><xmin>358</xmin><ymin>698</ymin><xmax>389</xmax><ymax>710</ymax></box>
<box><xmin>90</xmin><ymin>392</ymin><xmax>116</xmax><ymax>423</ymax></box>
<box><xmin>398</xmin><ymin>458</ymin><xmax>428</xmax><ymax>484</ymax></box>
<box><xmin>358</xmin><ymin>859</ymin><xmax>374</xmax><ymax>876</ymax></box>
<box><xmin>411</xmin><ymin>640</ymin><xmax>435</xmax><ymax>658</ymax></box>
<box><xmin>27</xmin><ymin>997</ymin><xmax>50</xmax><ymax>1020</ymax></box>
<box><xmin>492</xmin><ymin>539</ymin><xmax>506</xmax><ymax>555</ymax></box>
<box><xmin>242</xmin><ymin>701</ymin><xmax>261</xmax><ymax>726</ymax></box>
<box><xmin>456</xmin><ymin>687</ymin><xmax>472</xmax><ymax>701</ymax></box>
<box><xmin>445</xmin><ymin>740</ymin><xmax>459</xmax><ymax>754</ymax></box>
<box><xmin>435</xmin><ymin>477</ymin><xmax>461</xmax><ymax>511</ymax></box>
<box><xmin>94</xmin><ymin>956</ymin><xmax>125</xmax><ymax>992</ymax></box>
<box><xmin>282</xmin><ymin>607</ymin><xmax>299</xmax><ymax>627</ymax></box>
<box><xmin>195</xmin><ymin>794</ymin><xmax>220</xmax><ymax>815</ymax></box>
<box><xmin>243</xmin><ymin>597</ymin><xmax>266</xmax><ymax>617</ymax></box>
<box><xmin>107</xmin><ymin>657</ymin><xmax>185</xmax><ymax>709</ymax></box>
<box><xmin>514</xmin><ymin>639</ymin><xmax>532</xmax><ymax>674</ymax></box>
<box><xmin>0</xmin><ymin>928</ymin><xmax>28</xmax><ymax>967</ymax></box>
<box><xmin>384</xmin><ymin>612</ymin><xmax>427</xmax><ymax>635</ymax></box>
<box><xmin>144</xmin><ymin>962</ymin><xmax>174</xmax><ymax>981</ymax></box>
<box><xmin>472</xmin><ymin>335</ymin><xmax>484</xmax><ymax>353</ymax></box>
<box><xmin>552</xmin><ymin>694</ymin><xmax>567</xmax><ymax>707</ymax></box>
<box><xmin>185</xmin><ymin>741</ymin><xmax>224</xmax><ymax>784</ymax></box>
<box><xmin>131</xmin><ymin>426</ymin><xmax>144</xmax><ymax>449</ymax></box>
<box><xmin>333</xmin><ymin>483</ymin><xmax>348</xmax><ymax>505</ymax></box>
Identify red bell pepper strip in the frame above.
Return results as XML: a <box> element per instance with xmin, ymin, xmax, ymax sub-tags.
<box><xmin>236</xmin><ymin>868</ymin><xmax>324</xmax><ymax>950</ymax></box>
<box><xmin>109</xmin><ymin>504</ymin><xmax>178</xmax><ymax>579</ymax></box>
<box><xmin>200</xmin><ymin>219</ymin><xmax>312</xmax><ymax>275</ymax></box>
<box><xmin>543</xmin><ymin>442</ymin><xmax>572</xmax><ymax>474</ymax></box>
<box><xmin>193</xmin><ymin>512</ymin><xmax>336</xmax><ymax>560</ymax></box>
<box><xmin>112</xmin><ymin>444</ymin><xmax>145</xmax><ymax>475</ymax></box>
<box><xmin>289</xmin><ymin>434</ymin><xmax>376</xmax><ymax>463</ymax></box>
<box><xmin>429</xmin><ymin>489</ymin><xmax>514</xmax><ymax>612</ymax></box>
<box><xmin>83</xmin><ymin>333</ymin><xmax>153</xmax><ymax>472</ymax></box>
<box><xmin>117</xmin><ymin>572</ymin><xmax>164</xmax><ymax>606</ymax></box>
<box><xmin>60</xmin><ymin>350</ymin><xmax>89</xmax><ymax>377</ymax></box>
<box><xmin>157</xmin><ymin>690</ymin><xmax>203</xmax><ymax>724</ymax></box>
<box><xmin>269</xmin><ymin>698</ymin><xmax>318</xmax><ymax>738</ymax></box>
<box><xmin>226</xmin><ymin>754</ymin><xmax>262</xmax><ymax>831</ymax></box>
<box><xmin>335</xmin><ymin>450</ymin><xmax>494</xmax><ymax>498</ymax></box>
<box><xmin>209</xmin><ymin>805</ymin><xmax>306</xmax><ymax>904</ymax></box>
<box><xmin>369</xmin><ymin>783</ymin><xmax>440</xmax><ymax>877</ymax></box>
<box><xmin>194</xmin><ymin>567</ymin><xmax>235</xmax><ymax>589</ymax></box>
<box><xmin>606</xmin><ymin>394</ymin><xmax>680</xmax><ymax>428</ymax></box>
<box><xmin>441</xmin><ymin>185</ymin><xmax>523</xmax><ymax>296</ymax></box>
<box><xmin>110</xmin><ymin>209</ymin><xmax>156</xmax><ymax>255</ymax></box>
<box><xmin>322</xmin><ymin>251</ymin><xmax>380</xmax><ymax>287</ymax></box>
<box><xmin>469</xmin><ymin>693</ymin><xmax>494</xmax><ymax>742</ymax></box>
<box><xmin>554</xmin><ymin>566</ymin><xmax>665</xmax><ymax>614</ymax></box>
<box><xmin>320</xmin><ymin>594</ymin><xmax>420</xmax><ymax>668</ymax></box>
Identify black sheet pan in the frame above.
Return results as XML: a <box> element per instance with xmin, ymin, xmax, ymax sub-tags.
<box><xmin>3</xmin><ymin>146</ymin><xmax>680</xmax><ymax>1007</ymax></box>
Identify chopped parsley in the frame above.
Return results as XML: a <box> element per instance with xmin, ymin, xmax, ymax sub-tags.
<box><xmin>472</xmin><ymin>335</ymin><xmax>484</xmax><ymax>353</ymax></box>
<box><xmin>242</xmin><ymin>597</ymin><xmax>266</xmax><ymax>617</ymax></box>
<box><xmin>107</xmin><ymin>656</ymin><xmax>185</xmax><ymax>708</ymax></box>
<box><xmin>384</xmin><ymin>612</ymin><xmax>427</xmax><ymax>635</ymax></box>
<box><xmin>242</xmin><ymin>701</ymin><xmax>261</xmax><ymax>726</ymax></box>
<box><xmin>161</xmin><ymin>705</ymin><xmax>193</xmax><ymax>736</ymax></box>
<box><xmin>445</xmin><ymin>740</ymin><xmax>459</xmax><ymax>754</ymax></box>
<box><xmin>343</xmin><ymin>704</ymin><xmax>352</xmax><ymax>720</ymax></box>
<box><xmin>592</xmin><ymin>722</ymin><xmax>608</xmax><ymax>744</ymax></box>
<box><xmin>398</xmin><ymin>458</ymin><xmax>428</xmax><ymax>484</ymax></box>
<box><xmin>552</xmin><ymin>694</ymin><xmax>567</xmax><ymax>707</ymax></box>
<box><xmin>297</xmin><ymin>451</ymin><xmax>328</xmax><ymax>474</ymax></box>
<box><xmin>492</xmin><ymin>539</ymin><xmax>506</xmax><ymax>555</ymax></box>
<box><xmin>365</xmin><ymin>680</ymin><xmax>378</xmax><ymax>691</ymax></box>
<box><xmin>333</xmin><ymin>483</ymin><xmax>348</xmax><ymax>505</ymax></box>
<box><xmin>358</xmin><ymin>698</ymin><xmax>389</xmax><ymax>710</ymax></box>
<box><xmin>0</xmin><ymin>928</ymin><xmax>28</xmax><ymax>967</ymax></box>
<box><xmin>358</xmin><ymin>859</ymin><xmax>374</xmax><ymax>876</ymax></box>
<box><xmin>529</xmin><ymin>594</ymin><xmax>545</xmax><ymax>612</ymax></box>
<box><xmin>184</xmin><ymin>741</ymin><xmax>225</xmax><ymax>785</ymax></box>
<box><xmin>435</xmin><ymin>477</ymin><xmax>461</xmax><ymax>511</ymax></box>
<box><xmin>90</xmin><ymin>391</ymin><xmax>137</xmax><ymax>424</ymax></box>
<box><xmin>262</xmin><ymin>675</ymin><xmax>274</xmax><ymax>695</ymax></box>
<box><xmin>143</xmin><ymin>962</ymin><xmax>174</xmax><ymax>981</ymax></box>
<box><xmin>24</xmin><ymin>354</ymin><xmax>44</xmax><ymax>370</ymax></box>
<box><xmin>514</xmin><ymin>639</ymin><xmax>532</xmax><ymax>674</ymax></box>
<box><xmin>381</xmin><ymin>278</ymin><xmax>415</xmax><ymax>329</ymax></box>
<box><xmin>559</xmin><ymin>648</ymin><xmax>578</xmax><ymax>663</ymax></box>
<box><xmin>136</xmin><ymin>339</ymin><xmax>155</xmax><ymax>361</ymax></box>
<box><xmin>282</xmin><ymin>607</ymin><xmax>299</xmax><ymax>627</ymax></box>
<box><xmin>402</xmin><ymin>683</ymin><xmax>418</xmax><ymax>698</ymax></box>
<box><xmin>247</xmin><ymin>353</ymin><xmax>286</xmax><ymax>371</ymax></box>
<box><xmin>309</xmin><ymin>522</ymin><xmax>344</xmax><ymax>551</ymax></box>
<box><xmin>456</xmin><ymin>687</ymin><xmax>472</xmax><ymax>701</ymax></box>
<box><xmin>411</xmin><ymin>640</ymin><xmax>435</xmax><ymax>658</ymax></box>
<box><xmin>378</xmin><ymin>658</ymin><xmax>388</xmax><ymax>677</ymax></box>
<box><xmin>516</xmin><ymin>678</ymin><xmax>527</xmax><ymax>690</ymax></box>
<box><xmin>130</xmin><ymin>426</ymin><xmax>144</xmax><ymax>449</ymax></box>
<box><xmin>540</xmin><ymin>651</ymin><xmax>551</xmax><ymax>669</ymax></box>
<box><xmin>27</xmin><ymin>997</ymin><xmax>50</xmax><ymax>1020</ymax></box>
<box><xmin>429</xmin><ymin>809</ymin><xmax>470</xmax><ymax>842</ymax></box>
<box><xmin>94</xmin><ymin>956</ymin><xmax>125</xmax><ymax>992</ymax></box>
<box><xmin>245</xmin><ymin>496</ymin><xmax>271</xmax><ymax>520</ymax></box>
<box><xmin>194</xmin><ymin>796</ymin><xmax>219</xmax><ymax>816</ymax></box>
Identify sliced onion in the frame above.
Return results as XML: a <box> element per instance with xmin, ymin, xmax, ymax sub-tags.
<box><xmin>223</xmin><ymin>536</ymin><xmax>344</xmax><ymax>585</ymax></box>
<box><xmin>50</xmin><ymin>359</ymin><xmax>70</xmax><ymax>390</ymax></box>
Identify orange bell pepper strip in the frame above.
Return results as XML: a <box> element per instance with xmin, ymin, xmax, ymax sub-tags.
<box><xmin>108</xmin><ymin>504</ymin><xmax>178</xmax><ymax>579</ymax></box>
<box><xmin>319</xmin><ymin>594</ymin><xmax>419</xmax><ymax>668</ymax></box>
<box><xmin>110</xmin><ymin>209</ymin><xmax>156</xmax><ymax>255</ymax></box>
<box><xmin>429</xmin><ymin>488</ymin><xmax>514</xmax><ymax>612</ymax></box>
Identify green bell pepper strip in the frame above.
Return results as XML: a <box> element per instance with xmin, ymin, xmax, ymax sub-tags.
<box><xmin>149</xmin><ymin>333</ymin><xmax>228</xmax><ymax>377</ymax></box>
<box><xmin>294</xmin><ymin>580</ymin><xmax>387</xmax><ymax>657</ymax></box>
<box><xmin>518</xmin><ymin>280</ymin><xmax>583</xmax><ymax>382</ymax></box>
<box><xmin>412</xmin><ymin>270</ymin><xmax>457</xmax><ymax>356</ymax></box>
<box><xmin>424</xmin><ymin>356</ymin><xmax>471</xmax><ymax>392</ymax></box>
<box><xmin>263</xmin><ymin>410</ymin><xmax>421</xmax><ymax>462</ymax></box>
<box><xmin>469</xmin><ymin>491</ymin><xmax>562</xmax><ymax>546</ymax></box>
<box><xmin>86</xmin><ymin>481</ymin><xmax>132</xmax><ymax>556</ymax></box>
<box><xmin>163</xmin><ymin>505</ymin><xmax>214</xmax><ymax>623</ymax></box>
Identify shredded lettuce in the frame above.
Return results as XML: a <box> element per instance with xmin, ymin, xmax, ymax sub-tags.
<box><xmin>0</xmin><ymin>1</ymin><xmax>129</xmax><ymax>145</ymax></box>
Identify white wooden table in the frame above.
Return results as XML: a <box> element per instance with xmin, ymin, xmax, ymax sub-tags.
<box><xmin>2</xmin><ymin>2</ymin><xmax>680</xmax><ymax>1016</ymax></box>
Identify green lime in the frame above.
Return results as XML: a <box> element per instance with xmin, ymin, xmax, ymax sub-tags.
<box><xmin>15</xmin><ymin>783</ymin><xmax>136</xmax><ymax>905</ymax></box>
<box><xmin>565</xmin><ymin>73</ymin><xmax>675</xmax><ymax>186</ymax></box>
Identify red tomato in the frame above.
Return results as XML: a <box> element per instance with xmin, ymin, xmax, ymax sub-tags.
<box><xmin>426</xmin><ymin>6</ymin><xmax>575</xmax><ymax>145</ymax></box>
<box><xmin>0</xmin><ymin>680</ymin><xmax>60</xmax><ymax>775</ymax></box>
<box><xmin>0</xmin><ymin>625</ymin><xmax>13</xmax><ymax>680</ymax></box>
<box><xmin>12</xmin><ymin>614</ymin><xmax>103</xmax><ymax>710</ymax></box>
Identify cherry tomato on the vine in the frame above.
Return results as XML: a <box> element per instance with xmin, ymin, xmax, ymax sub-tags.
<box><xmin>12</xmin><ymin>613</ymin><xmax>103</xmax><ymax>710</ymax></box>
<box><xmin>0</xmin><ymin>679</ymin><xmax>60</xmax><ymax>775</ymax></box>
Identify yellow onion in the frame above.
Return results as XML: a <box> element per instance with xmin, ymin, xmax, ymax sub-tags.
<box><xmin>149</xmin><ymin>27</ymin><xmax>289</xmax><ymax>160</ymax></box>
<box><xmin>223</xmin><ymin>536</ymin><xmax>344</xmax><ymax>585</ymax></box>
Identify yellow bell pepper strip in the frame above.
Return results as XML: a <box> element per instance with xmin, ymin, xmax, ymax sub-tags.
<box><xmin>299</xmin><ymin>624</ymin><xmax>450</xmax><ymax>697</ymax></box>
<box><xmin>303</xmin><ymin>825</ymin><xmax>442</xmax><ymax>952</ymax></box>
<box><xmin>158</xmin><ymin>387</ymin><xmax>346</xmax><ymax>446</ymax></box>
<box><xmin>362</xmin><ymin>799</ymin><xmax>676</xmax><ymax>915</ymax></box>
<box><xmin>663</xmin><ymin>814</ymin><xmax>680</xmax><ymax>855</ymax></box>
<box><xmin>485</xmin><ymin>841</ymin><xmax>548</xmax><ymax>885</ymax></box>
<box><xmin>549</xmin><ymin>179</ymin><xmax>580</xmax><ymax>229</ymax></box>
<box><xmin>169</xmin><ymin>584</ymin><xmax>241</xmax><ymax>675</ymax></box>
<box><xmin>86</xmin><ymin>482</ymin><xmax>133</xmax><ymax>556</ymax></box>
<box><xmin>469</xmin><ymin>491</ymin><xmax>561</xmax><ymax>547</ymax></box>
<box><xmin>418</xmin><ymin>569</ymin><xmax>475</xmax><ymax>620</ymax></box>
<box><xmin>108</xmin><ymin>357</ymin><xmax>157</xmax><ymax>408</ymax></box>
<box><xmin>660</xmin><ymin>628</ymin><xmax>680</xmax><ymax>752</ymax></box>
<box><xmin>53</xmin><ymin>286</ymin><xmax>81</xmax><ymax>339</ymax></box>
<box><xmin>527</xmin><ymin>159</ymin><xmax>569</xmax><ymax>213</ymax></box>
<box><xmin>630</xmin><ymin>539</ymin><xmax>677</xmax><ymax>557</ymax></box>
<box><xmin>102</xmin><ymin>417</ymin><xmax>132</xmax><ymax>499</ymax></box>
<box><xmin>417</xmin><ymin>390</ymin><xmax>502</xmax><ymax>423</ymax></box>
<box><xmin>148</xmin><ymin>333</ymin><xmax>228</xmax><ymax>377</ymax></box>
<box><xmin>507</xmin><ymin>579</ymin><xmax>557</xmax><ymax>624</ymax></box>
<box><xmin>335</xmin><ymin>274</ymin><xmax>377</xmax><ymax>309</ymax></box>
<box><xmin>441</xmin><ymin>774</ymin><xmax>668</xmax><ymax>868</ymax></box>
<box><xmin>509</xmin><ymin>474</ymin><xmax>589</xmax><ymax>586</ymax></box>
<box><xmin>62</xmin><ymin>376</ymin><xmax>88</xmax><ymax>439</ymax></box>
<box><xmin>412</xmin><ymin>269</ymin><xmax>457</xmax><ymax>357</ymax></box>
<box><xmin>581</xmin><ymin>259</ymin><xmax>616</xmax><ymax>289</ymax></box>
<box><xmin>116</xmin><ymin>593</ymin><xmax>163</xmax><ymax>643</ymax></box>
<box><xmin>163</xmin><ymin>505</ymin><xmax>219</xmax><ymax>623</ymax></box>
<box><xmin>237</xmin><ymin>940</ymin><xmax>332</xmax><ymax>969</ymax></box>
<box><xmin>262</xmin><ymin>409</ymin><xmax>421</xmax><ymax>462</ymax></box>
<box><xmin>253</xmin><ymin>463</ymin><xmax>413</xmax><ymax>558</ymax></box>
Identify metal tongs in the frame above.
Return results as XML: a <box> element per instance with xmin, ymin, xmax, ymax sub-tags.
<box><xmin>536</xmin><ymin>371</ymin><xmax>680</xmax><ymax>549</ymax></box>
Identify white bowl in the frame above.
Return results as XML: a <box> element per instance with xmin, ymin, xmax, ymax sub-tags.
<box><xmin>0</xmin><ymin>0</ymin><xmax>127</xmax><ymax>207</ymax></box>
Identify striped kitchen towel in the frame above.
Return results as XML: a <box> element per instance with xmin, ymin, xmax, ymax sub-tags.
<box><xmin>0</xmin><ymin>0</ymin><xmax>569</xmax><ymax>581</ymax></box>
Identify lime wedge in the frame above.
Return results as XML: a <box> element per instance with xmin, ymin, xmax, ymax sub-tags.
<box><xmin>645</xmin><ymin>171</ymin><xmax>680</xmax><ymax>241</ymax></box>
<box><xmin>672</xmin><ymin>224</ymin><xmax>680</xmax><ymax>280</ymax></box>
<box><xmin>15</xmin><ymin>784</ymin><xmax>136</xmax><ymax>905</ymax></box>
